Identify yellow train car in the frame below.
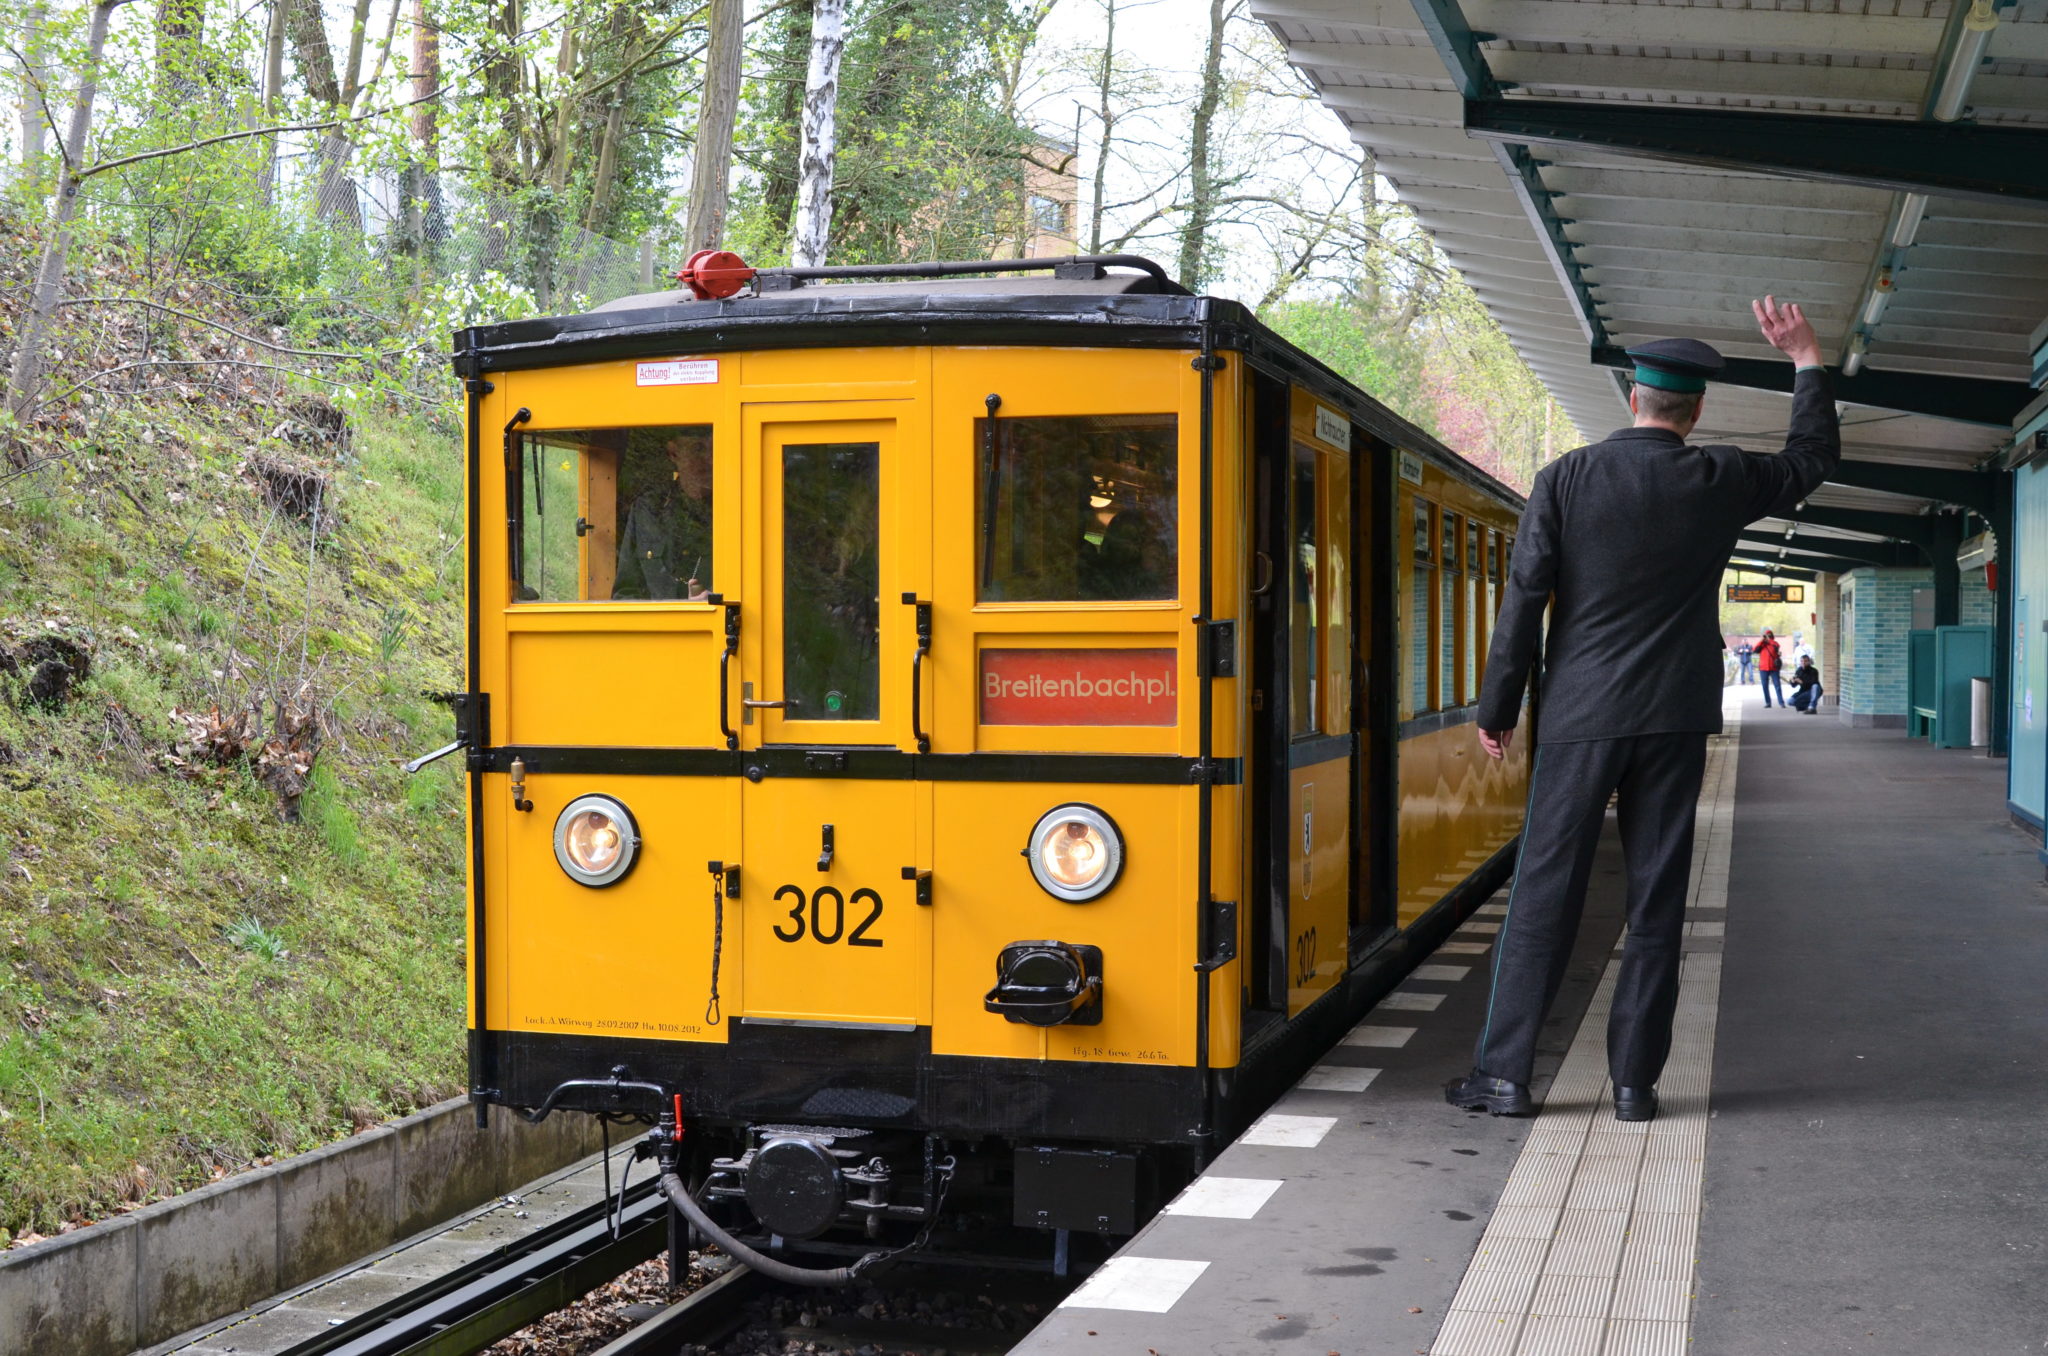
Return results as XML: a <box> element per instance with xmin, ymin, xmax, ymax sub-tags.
<box><xmin>440</xmin><ymin>253</ymin><xmax>1529</xmax><ymax>1277</ymax></box>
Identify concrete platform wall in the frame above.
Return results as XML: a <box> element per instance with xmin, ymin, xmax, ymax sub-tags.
<box><xmin>0</xmin><ymin>1099</ymin><xmax>601</xmax><ymax>1356</ymax></box>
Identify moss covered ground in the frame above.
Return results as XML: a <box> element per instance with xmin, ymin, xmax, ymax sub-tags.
<box><xmin>0</xmin><ymin>376</ymin><xmax>472</xmax><ymax>1242</ymax></box>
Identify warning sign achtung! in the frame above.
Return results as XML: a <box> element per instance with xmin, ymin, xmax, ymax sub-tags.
<box><xmin>979</xmin><ymin>648</ymin><xmax>1178</xmax><ymax>726</ymax></box>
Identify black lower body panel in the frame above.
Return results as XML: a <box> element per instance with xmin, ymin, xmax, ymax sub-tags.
<box><xmin>482</xmin><ymin>1022</ymin><xmax>1206</xmax><ymax>1146</ymax></box>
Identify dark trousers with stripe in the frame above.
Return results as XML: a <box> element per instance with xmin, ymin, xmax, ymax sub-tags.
<box><xmin>1475</xmin><ymin>732</ymin><xmax>1709</xmax><ymax>1089</ymax></box>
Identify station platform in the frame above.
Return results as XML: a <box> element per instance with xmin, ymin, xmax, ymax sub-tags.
<box><xmin>1015</xmin><ymin>691</ymin><xmax>2048</xmax><ymax>1355</ymax></box>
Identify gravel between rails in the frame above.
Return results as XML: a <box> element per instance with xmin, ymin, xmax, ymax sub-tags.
<box><xmin>483</xmin><ymin>1253</ymin><xmax>727</xmax><ymax>1355</ymax></box>
<box><xmin>679</xmin><ymin>1266</ymin><xmax>1074</xmax><ymax>1356</ymax></box>
<box><xmin>482</xmin><ymin>1252</ymin><xmax>1072</xmax><ymax>1356</ymax></box>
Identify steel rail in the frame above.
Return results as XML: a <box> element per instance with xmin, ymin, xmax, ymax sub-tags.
<box><xmin>272</xmin><ymin>1182</ymin><xmax>666</xmax><ymax>1356</ymax></box>
<box><xmin>585</xmin><ymin>1266</ymin><xmax>765</xmax><ymax>1355</ymax></box>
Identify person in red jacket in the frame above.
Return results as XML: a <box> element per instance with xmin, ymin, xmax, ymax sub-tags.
<box><xmin>1755</xmin><ymin>629</ymin><xmax>1785</xmax><ymax>708</ymax></box>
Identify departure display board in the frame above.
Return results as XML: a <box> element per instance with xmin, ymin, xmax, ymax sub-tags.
<box><xmin>1726</xmin><ymin>584</ymin><xmax>1805</xmax><ymax>603</ymax></box>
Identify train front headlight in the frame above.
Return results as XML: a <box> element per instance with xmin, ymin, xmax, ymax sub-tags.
<box><xmin>1026</xmin><ymin>804</ymin><xmax>1123</xmax><ymax>902</ymax></box>
<box><xmin>553</xmin><ymin>795</ymin><xmax>641</xmax><ymax>887</ymax></box>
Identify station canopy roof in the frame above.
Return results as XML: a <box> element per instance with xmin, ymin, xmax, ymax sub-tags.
<box><xmin>1251</xmin><ymin>0</ymin><xmax>2048</xmax><ymax>572</ymax></box>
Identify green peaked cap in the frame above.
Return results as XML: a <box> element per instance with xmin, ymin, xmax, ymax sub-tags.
<box><xmin>1626</xmin><ymin>337</ymin><xmax>1724</xmax><ymax>395</ymax></box>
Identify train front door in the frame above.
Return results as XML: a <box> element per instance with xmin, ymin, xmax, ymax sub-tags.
<box><xmin>736</xmin><ymin>405</ymin><xmax>932</xmax><ymax>1027</ymax></box>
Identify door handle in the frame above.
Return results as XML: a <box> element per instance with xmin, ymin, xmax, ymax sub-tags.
<box><xmin>817</xmin><ymin>824</ymin><xmax>835</xmax><ymax>872</ymax></box>
<box><xmin>1251</xmin><ymin>551</ymin><xmax>1274</xmax><ymax>597</ymax></box>
<box><xmin>743</xmin><ymin>697</ymin><xmax>797</xmax><ymax>709</ymax></box>
<box><xmin>718</xmin><ymin>601</ymin><xmax>739</xmax><ymax>750</ymax></box>
<box><xmin>902</xmin><ymin>593</ymin><xmax>931</xmax><ymax>753</ymax></box>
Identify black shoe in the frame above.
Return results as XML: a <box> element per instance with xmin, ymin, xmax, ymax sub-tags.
<box><xmin>1613</xmin><ymin>1086</ymin><xmax>1659</xmax><ymax>1123</ymax></box>
<box><xmin>1444</xmin><ymin>1070</ymin><xmax>1534</xmax><ymax>1117</ymax></box>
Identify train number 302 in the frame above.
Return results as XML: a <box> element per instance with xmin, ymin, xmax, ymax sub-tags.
<box><xmin>771</xmin><ymin>884</ymin><xmax>885</xmax><ymax>947</ymax></box>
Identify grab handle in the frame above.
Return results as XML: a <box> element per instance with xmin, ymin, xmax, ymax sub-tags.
<box><xmin>902</xmin><ymin>593</ymin><xmax>932</xmax><ymax>753</ymax></box>
<box><xmin>717</xmin><ymin>600</ymin><xmax>739</xmax><ymax>750</ymax></box>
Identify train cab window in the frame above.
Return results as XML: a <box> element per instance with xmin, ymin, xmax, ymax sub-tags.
<box><xmin>976</xmin><ymin>414</ymin><xmax>1178</xmax><ymax>602</ymax></box>
<box><xmin>1289</xmin><ymin>440</ymin><xmax>1320</xmax><ymax>735</ymax></box>
<box><xmin>514</xmin><ymin>425</ymin><xmax>714</xmax><ymax>603</ymax></box>
<box><xmin>1409</xmin><ymin>500</ymin><xmax>1434</xmax><ymax>715</ymax></box>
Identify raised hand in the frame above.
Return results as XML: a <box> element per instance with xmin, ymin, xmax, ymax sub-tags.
<box><xmin>1752</xmin><ymin>295</ymin><xmax>1823</xmax><ymax>369</ymax></box>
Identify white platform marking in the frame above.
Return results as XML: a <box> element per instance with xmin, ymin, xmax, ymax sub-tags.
<box><xmin>1459</xmin><ymin>921</ymin><xmax>1503</xmax><ymax>935</ymax></box>
<box><xmin>1343</xmin><ymin>1024</ymin><xmax>1417</xmax><ymax>1048</ymax></box>
<box><xmin>1412</xmin><ymin>963</ymin><xmax>1473</xmax><ymax>981</ymax></box>
<box><xmin>1059</xmin><ymin>1256</ymin><xmax>1210</xmax><ymax>1313</ymax></box>
<box><xmin>1379</xmin><ymin>990</ymin><xmax>1447</xmax><ymax>1011</ymax></box>
<box><xmin>1431</xmin><ymin>694</ymin><xmax>1741</xmax><ymax>1356</ymax></box>
<box><xmin>1439</xmin><ymin>941</ymin><xmax>1492</xmax><ymax>956</ymax></box>
<box><xmin>1238</xmin><ymin>1113</ymin><xmax>1337</xmax><ymax>1148</ymax></box>
<box><xmin>1299</xmin><ymin>1064</ymin><xmax>1381</xmax><ymax>1092</ymax></box>
<box><xmin>1475</xmin><ymin>902</ymin><xmax>1509</xmax><ymax>916</ymax></box>
<box><xmin>1162</xmin><ymin>1176</ymin><xmax>1284</xmax><ymax>1220</ymax></box>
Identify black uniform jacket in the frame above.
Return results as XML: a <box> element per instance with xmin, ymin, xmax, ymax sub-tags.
<box><xmin>1476</xmin><ymin>367</ymin><xmax>1841</xmax><ymax>743</ymax></box>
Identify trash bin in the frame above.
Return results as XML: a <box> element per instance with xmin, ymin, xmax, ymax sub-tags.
<box><xmin>1970</xmin><ymin>676</ymin><xmax>1992</xmax><ymax>750</ymax></box>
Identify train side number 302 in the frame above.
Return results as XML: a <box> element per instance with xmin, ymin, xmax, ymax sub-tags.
<box><xmin>771</xmin><ymin>884</ymin><xmax>885</xmax><ymax>947</ymax></box>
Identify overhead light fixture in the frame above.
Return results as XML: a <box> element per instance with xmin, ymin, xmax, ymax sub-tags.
<box><xmin>1843</xmin><ymin>333</ymin><xmax>1869</xmax><ymax>378</ymax></box>
<box><xmin>1892</xmin><ymin>194</ymin><xmax>1929</xmax><ymax>248</ymax></box>
<box><xmin>1932</xmin><ymin>0</ymin><xmax>1999</xmax><ymax>122</ymax></box>
<box><xmin>1863</xmin><ymin>269</ymin><xmax>1895</xmax><ymax>327</ymax></box>
<box><xmin>1785</xmin><ymin>523</ymin><xmax>1796</xmax><ymax>539</ymax></box>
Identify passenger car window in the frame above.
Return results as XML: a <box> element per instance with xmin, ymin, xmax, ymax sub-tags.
<box><xmin>1409</xmin><ymin>499</ymin><xmax>1434</xmax><ymax>715</ymax></box>
<box><xmin>976</xmin><ymin>414</ymin><xmax>1177</xmax><ymax>602</ymax></box>
<box><xmin>515</xmin><ymin>425</ymin><xmax>714</xmax><ymax>602</ymax></box>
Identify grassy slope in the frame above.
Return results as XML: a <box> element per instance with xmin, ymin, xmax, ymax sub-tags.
<box><xmin>0</xmin><ymin>377</ymin><xmax>473</xmax><ymax>1241</ymax></box>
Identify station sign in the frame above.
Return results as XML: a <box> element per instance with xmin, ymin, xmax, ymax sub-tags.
<box><xmin>1726</xmin><ymin>584</ymin><xmax>1805</xmax><ymax>603</ymax></box>
<box><xmin>980</xmin><ymin>648</ymin><xmax>1177</xmax><ymax>726</ymax></box>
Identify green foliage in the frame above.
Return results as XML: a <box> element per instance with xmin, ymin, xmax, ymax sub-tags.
<box><xmin>223</xmin><ymin>916</ymin><xmax>290</xmax><ymax>962</ymax></box>
<box><xmin>1263</xmin><ymin>296</ymin><xmax>1433</xmax><ymax>433</ymax></box>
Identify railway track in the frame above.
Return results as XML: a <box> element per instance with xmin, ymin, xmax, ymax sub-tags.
<box><xmin>585</xmin><ymin>1262</ymin><xmax>1068</xmax><ymax>1356</ymax></box>
<box><xmin>257</xmin><ymin>1182</ymin><xmax>670</xmax><ymax>1356</ymax></box>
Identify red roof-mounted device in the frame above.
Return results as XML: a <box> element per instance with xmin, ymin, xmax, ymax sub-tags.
<box><xmin>676</xmin><ymin>249</ymin><xmax>756</xmax><ymax>301</ymax></box>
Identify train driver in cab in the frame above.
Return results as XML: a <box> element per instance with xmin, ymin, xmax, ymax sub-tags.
<box><xmin>614</xmin><ymin>428</ymin><xmax>714</xmax><ymax>601</ymax></box>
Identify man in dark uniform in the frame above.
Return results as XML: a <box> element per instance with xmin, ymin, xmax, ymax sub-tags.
<box><xmin>1445</xmin><ymin>297</ymin><xmax>1837</xmax><ymax>1123</ymax></box>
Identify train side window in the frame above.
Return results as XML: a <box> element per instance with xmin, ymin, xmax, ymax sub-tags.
<box><xmin>1289</xmin><ymin>439</ymin><xmax>1320</xmax><ymax>736</ymax></box>
<box><xmin>1463</xmin><ymin>520</ymin><xmax>1480</xmax><ymax>701</ymax></box>
<box><xmin>515</xmin><ymin>425</ymin><xmax>714</xmax><ymax>603</ymax></box>
<box><xmin>1440</xmin><ymin>512</ymin><xmax>1460</xmax><ymax>708</ymax></box>
<box><xmin>1323</xmin><ymin>450</ymin><xmax>1350</xmax><ymax>736</ymax></box>
<box><xmin>976</xmin><ymin>414</ymin><xmax>1178</xmax><ymax>602</ymax></box>
<box><xmin>1409</xmin><ymin>499</ymin><xmax>1434</xmax><ymax>715</ymax></box>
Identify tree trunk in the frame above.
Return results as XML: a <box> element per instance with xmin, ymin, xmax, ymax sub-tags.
<box><xmin>1175</xmin><ymin>0</ymin><xmax>1225</xmax><ymax>290</ymax></box>
<box><xmin>580</xmin><ymin>88</ymin><xmax>629</xmax><ymax>236</ymax></box>
<box><xmin>154</xmin><ymin>0</ymin><xmax>205</xmax><ymax>100</ymax></box>
<box><xmin>256</xmin><ymin>0</ymin><xmax>286</xmax><ymax>202</ymax></box>
<box><xmin>6</xmin><ymin>0</ymin><xmax>133</xmax><ymax>429</ymax></box>
<box><xmin>1087</xmin><ymin>0</ymin><xmax>1116</xmax><ymax>254</ymax></box>
<box><xmin>684</xmin><ymin>0</ymin><xmax>744</xmax><ymax>253</ymax></box>
<box><xmin>284</xmin><ymin>0</ymin><xmax>358</xmax><ymax>225</ymax></box>
<box><xmin>17</xmin><ymin>4</ymin><xmax>47</xmax><ymax>182</ymax></box>
<box><xmin>789</xmin><ymin>0</ymin><xmax>846</xmax><ymax>269</ymax></box>
<box><xmin>545</xmin><ymin>22</ymin><xmax>577</xmax><ymax>194</ymax></box>
<box><xmin>398</xmin><ymin>0</ymin><xmax>444</xmax><ymax>257</ymax></box>
<box><xmin>761</xmin><ymin>0</ymin><xmax>813</xmax><ymax>245</ymax></box>
<box><xmin>340</xmin><ymin>0</ymin><xmax>373</xmax><ymax>105</ymax></box>
<box><xmin>478</xmin><ymin>0</ymin><xmax>523</xmax><ymax>270</ymax></box>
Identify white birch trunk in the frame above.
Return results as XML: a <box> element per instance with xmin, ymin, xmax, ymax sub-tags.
<box><xmin>788</xmin><ymin>0</ymin><xmax>846</xmax><ymax>269</ymax></box>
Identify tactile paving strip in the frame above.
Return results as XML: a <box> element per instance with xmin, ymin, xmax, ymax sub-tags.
<box><xmin>1430</xmin><ymin>703</ymin><xmax>1741</xmax><ymax>1356</ymax></box>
